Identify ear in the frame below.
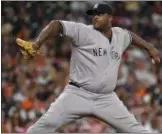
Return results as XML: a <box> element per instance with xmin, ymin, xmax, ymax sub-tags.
<box><xmin>108</xmin><ymin>15</ymin><xmax>113</xmax><ymax>22</ymax></box>
<box><xmin>109</xmin><ymin>15</ymin><xmax>113</xmax><ymax>20</ymax></box>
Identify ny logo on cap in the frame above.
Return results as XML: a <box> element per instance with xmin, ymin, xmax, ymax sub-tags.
<box><xmin>94</xmin><ymin>4</ymin><xmax>99</xmax><ymax>9</ymax></box>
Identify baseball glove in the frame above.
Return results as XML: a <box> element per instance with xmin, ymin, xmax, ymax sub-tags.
<box><xmin>16</xmin><ymin>38</ymin><xmax>41</xmax><ymax>60</ymax></box>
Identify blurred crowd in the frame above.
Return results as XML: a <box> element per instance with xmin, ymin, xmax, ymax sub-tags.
<box><xmin>1</xmin><ymin>1</ymin><xmax>162</xmax><ymax>133</ymax></box>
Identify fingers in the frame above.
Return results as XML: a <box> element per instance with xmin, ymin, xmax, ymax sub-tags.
<box><xmin>152</xmin><ymin>57</ymin><xmax>161</xmax><ymax>64</ymax></box>
<box><xmin>155</xmin><ymin>57</ymin><xmax>161</xmax><ymax>64</ymax></box>
<box><xmin>152</xmin><ymin>57</ymin><xmax>161</xmax><ymax>75</ymax></box>
<box><xmin>152</xmin><ymin>59</ymin><xmax>155</xmax><ymax>64</ymax></box>
<box><xmin>157</xmin><ymin>57</ymin><xmax>161</xmax><ymax>63</ymax></box>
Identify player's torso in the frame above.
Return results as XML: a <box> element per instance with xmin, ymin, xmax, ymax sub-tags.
<box><xmin>69</xmin><ymin>26</ymin><xmax>124</xmax><ymax>93</ymax></box>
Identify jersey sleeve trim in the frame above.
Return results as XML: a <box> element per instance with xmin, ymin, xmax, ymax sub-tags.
<box><xmin>127</xmin><ymin>30</ymin><xmax>132</xmax><ymax>45</ymax></box>
<box><xmin>58</xmin><ymin>21</ymin><xmax>66</xmax><ymax>36</ymax></box>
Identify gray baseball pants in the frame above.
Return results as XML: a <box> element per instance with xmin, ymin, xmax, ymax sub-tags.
<box><xmin>26</xmin><ymin>84</ymin><xmax>149</xmax><ymax>133</ymax></box>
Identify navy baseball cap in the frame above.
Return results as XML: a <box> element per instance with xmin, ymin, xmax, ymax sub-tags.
<box><xmin>86</xmin><ymin>3</ymin><xmax>113</xmax><ymax>16</ymax></box>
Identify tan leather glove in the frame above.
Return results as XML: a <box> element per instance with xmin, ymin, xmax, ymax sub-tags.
<box><xmin>16</xmin><ymin>38</ymin><xmax>41</xmax><ymax>60</ymax></box>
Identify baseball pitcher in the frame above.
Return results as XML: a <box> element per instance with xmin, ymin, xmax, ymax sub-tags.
<box><xmin>16</xmin><ymin>3</ymin><xmax>161</xmax><ymax>133</ymax></box>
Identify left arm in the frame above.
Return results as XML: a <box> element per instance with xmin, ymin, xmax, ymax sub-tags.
<box><xmin>130</xmin><ymin>32</ymin><xmax>161</xmax><ymax>65</ymax></box>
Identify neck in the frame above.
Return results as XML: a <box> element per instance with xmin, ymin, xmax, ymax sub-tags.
<box><xmin>94</xmin><ymin>26</ymin><xmax>112</xmax><ymax>38</ymax></box>
<box><xmin>101</xmin><ymin>27</ymin><xmax>112</xmax><ymax>38</ymax></box>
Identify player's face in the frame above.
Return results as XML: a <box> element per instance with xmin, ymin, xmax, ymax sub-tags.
<box><xmin>92</xmin><ymin>13</ymin><xmax>112</xmax><ymax>31</ymax></box>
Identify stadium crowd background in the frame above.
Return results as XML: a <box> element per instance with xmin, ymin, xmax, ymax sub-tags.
<box><xmin>1</xmin><ymin>1</ymin><xmax>162</xmax><ymax>133</ymax></box>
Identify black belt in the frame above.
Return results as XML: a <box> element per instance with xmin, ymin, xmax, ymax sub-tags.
<box><xmin>69</xmin><ymin>82</ymin><xmax>80</xmax><ymax>88</ymax></box>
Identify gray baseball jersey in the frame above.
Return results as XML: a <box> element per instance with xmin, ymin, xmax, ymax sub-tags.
<box><xmin>26</xmin><ymin>21</ymin><xmax>148</xmax><ymax>133</ymax></box>
<box><xmin>60</xmin><ymin>21</ymin><xmax>132</xmax><ymax>94</ymax></box>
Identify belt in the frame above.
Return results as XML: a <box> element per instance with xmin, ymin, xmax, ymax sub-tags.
<box><xmin>69</xmin><ymin>82</ymin><xmax>80</xmax><ymax>88</ymax></box>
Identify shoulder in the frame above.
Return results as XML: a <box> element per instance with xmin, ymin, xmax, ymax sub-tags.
<box><xmin>112</xmin><ymin>27</ymin><xmax>125</xmax><ymax>33</ymax></box>
<box><xmin>112</xmin><ymin>27</ymin><xmax>131</xmax><ymax>36</ymax></box>
<box><xmin>59</xmin><ymin>20</ymin><xmax>88</xmax><ymax>27</ymax></box>
<box><xmin>78</xmin><ymin>23</ymin><xmax>95</xmax><ymax>31</ymax></box>
<box><xmin>74</xmin><ymin>22</ymin><xmax>94</xmax><ymax>31</ymax></box>
<box><xmin>76</xmin><ymin>23</ymin><xmax>96</xmax><ymax>34</ymax></box>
